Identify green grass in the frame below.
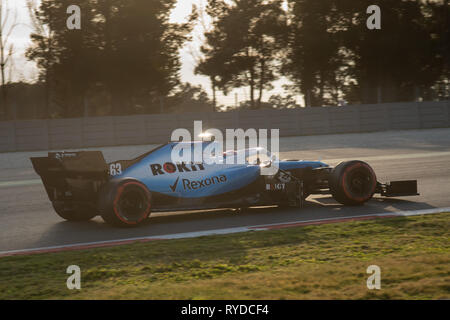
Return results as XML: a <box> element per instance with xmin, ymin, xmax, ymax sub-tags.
<box><xmin>0</xmin><ymin>213</ymin><xmax>449</xmax><ymax>300</ymax></box>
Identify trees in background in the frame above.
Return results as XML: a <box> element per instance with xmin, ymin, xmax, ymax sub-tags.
<box><xmin>165</xmin><ymin>82</ymin><xmax>216</xmax><ymax>112</ymax></box>
<box><xmin>26</xmin><ymin>0</ymin><xmax>56</xmax><ymax>118</ymax></box>
<box><xmin>94</xmin><ymin>0</ymin><xmax>196</xmax><ymax>115</ymax></box>
<box><xmin>283</xmin><ymin>0</ymin><xmax>345</xmax><ymax>107</ymax></box>
<box><xmin>3</xmin><ymin>81</ymin><xmax>45</xmax><ymax>119</ymax></box>
<box><xmin>26</xmin><ymin>0</ymin><xmax>195</xmax><ymax>118</ymax></box>
<box><xmin>0</xmin><ymin>0</ymin><xmax>18</xmax><ymax>120</ymax></box>
<box><xmin>335</xmin><ymin>0</ymin><xmax>446</xmax><ymax>104</ymax></box>
<box><xmin>12</xmin><ymin>0</ymin><xmax>449</xmax><ymax>119</ymax></box>
<box><xmin>282</xmin><ymin>0</ymin><xmax>449</xmax><ymax>106</ymax></box>
<box><xmin>199</xmin><ymin>0</ymin><xmax>448</xmax><ymax>108</ymax></box>
<box><xmin>196</xmin><ymin>0</ymin><xmax>288</xmax><ymax>109</ymax></box>
<box><xmin>422</xmin><ymin>0</ymin><xmax>449</xmax><ymax>100</ymax></box>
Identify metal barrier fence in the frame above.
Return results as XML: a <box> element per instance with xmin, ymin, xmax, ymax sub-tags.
<box><xmin>0</xmin><ymin>100</ymin><xmax>448</xmax><ymax>152</ymax></box>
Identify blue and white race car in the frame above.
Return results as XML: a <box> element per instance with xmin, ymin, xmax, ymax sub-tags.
<box><xmin>31</xmin><ymin>141</ymin><xmax>418</xmax><ymax>227</ymax></box>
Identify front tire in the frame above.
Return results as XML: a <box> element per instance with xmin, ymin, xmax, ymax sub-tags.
<box><xmin>52</xmin><ymin>202</ymin><xmax>97</xmax><ymax>221</ymax></box>
<box><xmin>99</xmin><ymin>179</ymin><xmax>152</xmax><ymax>227</ymax></box>
<box><xmin>329</xmin><ymin>161</ymin><xmax>377</xmax><ymax>206</ymax></box>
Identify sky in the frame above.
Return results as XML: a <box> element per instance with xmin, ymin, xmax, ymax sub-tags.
<box><xmin>8</xmin><ymin>0</ymin><xmax>292</xmax><ymax>107</ymax></box>
<box><xmin>4</xmin><ymin>0</ymin><xmax>37</xmax><ymax>81</ymax></box>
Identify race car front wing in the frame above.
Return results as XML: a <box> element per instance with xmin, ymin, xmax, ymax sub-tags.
<box><xmin>376</xmin><ymin>180</ymin><xmax>419</xmax><ymax>197</ymax></box>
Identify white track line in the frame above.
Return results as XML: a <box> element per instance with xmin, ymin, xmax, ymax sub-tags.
<box><xmin>389</xmin><ymin>207</ymin><xmax>450</xmax><ymax>216</ymax></box>
<box><xmin>0</xmin><ymin>207</ymin><xmax>448</xmax><ymax>257</ymax></box>
<box><xmin>318</xmin><ymin>151</ymin><xmax>450</xmax><ymax>164</ymax></box>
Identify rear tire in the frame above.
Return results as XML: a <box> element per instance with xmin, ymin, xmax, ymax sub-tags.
<box><xmin>52</xmin><ymin>202</ymin><xmax>97</xmax><ymax>221</ymax></box>
<box><xmin>99</xmin><ymin>179</ymin><xmax>152</xmax><ymax>227</ymax></box>
<box><xmin>329</xmin><ymin>161</ymin><xmax>377</xmax><ymax>206</ymax></box>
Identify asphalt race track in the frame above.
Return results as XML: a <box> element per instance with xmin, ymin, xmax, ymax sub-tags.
<box><xmin>1</xmin><ymin>128</ymin><xmax>449</xmax><ymax>252</ymax></box>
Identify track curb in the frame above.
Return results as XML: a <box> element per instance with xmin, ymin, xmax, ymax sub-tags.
<box><xmin>1</xmin><ymin>207</ymin><xmax>449</xmax><ymax>258</ymax></box>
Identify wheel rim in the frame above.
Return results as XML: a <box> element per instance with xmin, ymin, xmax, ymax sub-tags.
<box><xmin>115</xmin><ymin>184</ymin><xmax>150</xmax><ymax>223</ymax></box>
<box><xmin>345</xmin><ymin>168</ymin><xmax>373</xmax><ymax>197</ymax></box>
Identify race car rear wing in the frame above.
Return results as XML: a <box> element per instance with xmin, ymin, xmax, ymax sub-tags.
<box><xmin>376</xmin><ymin>180</ymin><xmax>419</xmax><ymax>197</ymax></box>
<box><xmin>30</xmin><ymin>151</ymin><xmax>109</xmax><ymax>203</ymax></box>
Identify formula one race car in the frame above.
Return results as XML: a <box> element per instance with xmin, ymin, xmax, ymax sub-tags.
<box><xmin>31</xmin><ymin>141</ymin><xmax>419</xmax><ymax>227</ymax></box>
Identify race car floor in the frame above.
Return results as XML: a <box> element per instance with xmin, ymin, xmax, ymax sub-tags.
<box><xmin>0</xmin><ymin>128</ymin><xmax>449</xmax><ymax>253</ymax></box>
